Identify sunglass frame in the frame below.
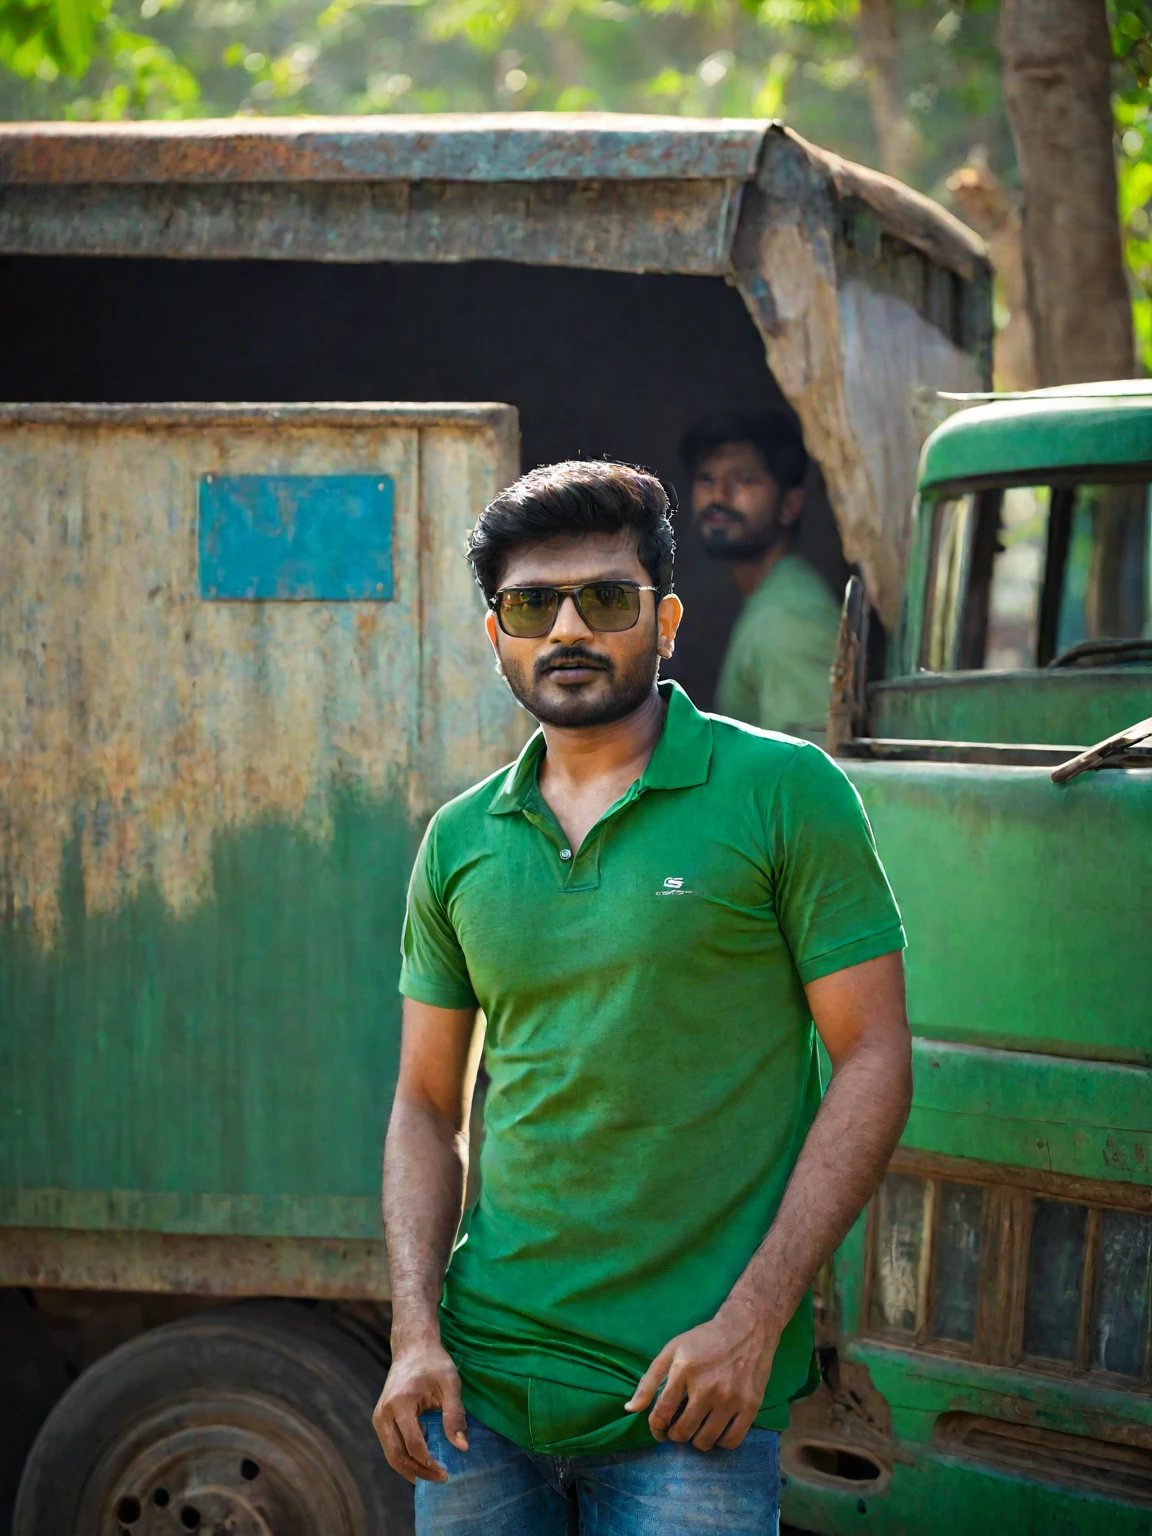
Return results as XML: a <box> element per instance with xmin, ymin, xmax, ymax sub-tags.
<box><xmin>490</xmin><ymin>581</ymin><xmax>659</xmax><ymax>638</ymax></box>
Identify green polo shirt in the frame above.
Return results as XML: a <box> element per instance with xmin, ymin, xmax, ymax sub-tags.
<box><xmin>399</xmin><ymin>680</ymin><xmax>903</xmax><ymax>1455</ymax></box>
<box><xmin>716</xmin><ymin>552</ymin><xmax>842</xmax><ymax>736</ymax></box>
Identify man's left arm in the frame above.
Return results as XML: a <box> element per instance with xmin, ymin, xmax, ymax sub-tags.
<box><xmin>626</xmin><ymin>948</ymin><xmax>911</xmax><ymax>1450</ymax></box>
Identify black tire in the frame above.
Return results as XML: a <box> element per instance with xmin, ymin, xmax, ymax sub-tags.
<box><xmin>13</xmin><ymin>1300</ymin><xmax>414</xmax><ymax>1536</ymax></box>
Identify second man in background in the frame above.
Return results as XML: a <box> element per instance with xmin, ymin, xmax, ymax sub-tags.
<box><xmin>686</xmin><ymin>413</ymin><xmax>842</xmax><ymax>737</ymax></box>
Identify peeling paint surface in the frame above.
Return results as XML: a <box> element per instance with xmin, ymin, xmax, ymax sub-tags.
<box><xmin>0</xmin><ymin>113</ymin><xmax>767</xmax><ymax>184</ymax></box>
<box><xmin>730</xmin><ymin>130</ymin><xmax>985</xmax><ymax>629</ymax></box>
<box><xmin>0</xmin><ymin>404</ymin><xmax>528</xmax><ymax>1261</ymax></box>
<box><xmin>0</xmin><ymin>178</ymin><xmax>745</xmax><ymax>275</ymax></box>
<box><xmin>0</xmin><ymin>405</ymin><xmax>523</xmax><ymax>941</ymax></box>
<box><xmin>0</xmin><ymin>1227</ymin><xmax>391</xmax><ymax>1299</ymax></box>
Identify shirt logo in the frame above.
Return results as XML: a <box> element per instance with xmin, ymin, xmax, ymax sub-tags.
<box><xmin>658</xmin><ymin>875</ymin><xmax>693</xmax><ymax>895</ymax></box>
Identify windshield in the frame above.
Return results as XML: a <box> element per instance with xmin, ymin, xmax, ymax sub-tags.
<box><xmin>921</xmin><ymin>478</ymin><xmax>1152</xmax><ymax>671</ymax></box>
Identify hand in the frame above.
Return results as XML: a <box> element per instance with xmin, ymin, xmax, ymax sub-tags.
<box><xmin>372</xmin><ymin>1334</ymin><xmax>468</xmax><ymax>1484</ymax></box>
<box><xmin>625</xmin><ymin>1304</ymin><xmax>778</xmax><ymax>1452</ymax></box>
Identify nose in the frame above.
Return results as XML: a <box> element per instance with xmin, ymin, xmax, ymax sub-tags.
<box><xmin>548</xmin><ymin>592</ymin><xmax>594</xmax><ymax>644</ymax></box>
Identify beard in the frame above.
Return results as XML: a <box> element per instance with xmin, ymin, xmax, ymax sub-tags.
<box><xmin>696</xmin><ymin>502</ymin><xmax>782</xmax><ymax>560</ymax></box>
<box><xmin>500</xmin><ymin>640</ymin><xmax>660</xmax><ymax>728</ymax></box>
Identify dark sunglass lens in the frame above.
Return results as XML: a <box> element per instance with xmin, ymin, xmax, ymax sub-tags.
<box><xmin>577</xmin><ymin>583</ymin><xmax>641</xmax><ymax>631</ymax></box>
<box><xmin>499</xmin><ymin>588</ymin><xmax>558</xmax><ymax>637</ymax></box>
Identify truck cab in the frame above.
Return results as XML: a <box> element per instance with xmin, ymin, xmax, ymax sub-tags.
<box><xmin>783</xmin><ymin>382</ymin><xmax>1152</xmax><ymax>1535</ymax></box>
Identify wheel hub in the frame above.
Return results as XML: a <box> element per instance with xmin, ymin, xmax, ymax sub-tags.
<box><xmin>80</xmin><ymin>1393</ymin><xmax>366</xmax><ymax>1536</ymax></box>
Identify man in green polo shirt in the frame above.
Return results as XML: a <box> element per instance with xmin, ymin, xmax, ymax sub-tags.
<box><xmin>685</xmin><ymin>412</ymin><xmax>843</xmax><ymax>738</ymax></box>
<box><xmin>373</xmin><ymin>460</ymin><xmax>911</xmax><ymax>1534</ymax></box>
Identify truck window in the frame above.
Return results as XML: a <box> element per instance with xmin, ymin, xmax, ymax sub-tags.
<box><xmin>920</xmin><ymin>479</ymin><xmax>1152</xmax><ymax>671</ymax></box>
<box><xmin>867</xmin><ymin>1164</ymin><xmax>1152</xmax><ymax>1386</ymax></box>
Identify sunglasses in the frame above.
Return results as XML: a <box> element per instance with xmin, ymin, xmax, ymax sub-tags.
<box><xmin>490</xmin><ymin>581</ymin><xmax>659</xmax><ymax>639</ymax></box>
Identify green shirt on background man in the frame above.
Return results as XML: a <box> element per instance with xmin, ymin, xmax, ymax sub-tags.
<box><xmin>716</xmin><ymin>552</ymin><xmax>842</xmax><ymax>736</ymax></box>
<box><xmin>399</xmin><ymin>680</ymin><xmax>904</xmax><ymax>1457</ymax></box>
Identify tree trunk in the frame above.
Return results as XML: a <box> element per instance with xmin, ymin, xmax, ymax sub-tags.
<box><xmin>1001</xmin><ymin>0</ymin><xmax>1134</xmax><ymax>384</ymax></box>
<box><xmin>947</xmin><ymin>152</ymin><xmax>1037</xmax><ymax>391</ymax></box>
<box><xmin>855</xmin><ymin>0</ymin><xmax>918</xmax><ymax>183</ymax></box>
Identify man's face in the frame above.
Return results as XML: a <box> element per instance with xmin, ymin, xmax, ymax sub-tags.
<box><xmin>484</xmin><ymin>530</ymin><xmax>683</xmax><ymax>729</ymax></box>
<box><xmin>691</xmin><ymin>441</ymin><xmax>802</xmax><ymax>559</ymax></box>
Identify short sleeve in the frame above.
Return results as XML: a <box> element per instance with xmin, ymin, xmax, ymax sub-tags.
<box><xmin>770</xmin><ymin>744</ymin><xmax>905</xmax><ymax>985</ymax></box>
<box><xmin>399</xmin><ymin>817</ymin><xmax>480</xmax><ymax>1010</ymax></box>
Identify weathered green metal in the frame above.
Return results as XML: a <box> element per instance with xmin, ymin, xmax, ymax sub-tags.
<box><xmin>850</xmin><ymin>762</ymin><xmax>1152</xmax><ymax>1064</ymax></box>
<box><xmin>870</xmin><ymin>671</ymin><xmax>1152</xmax><ymax>751</ymax></box>
<box><xmin>919</xmin><ymin>391</ymin><xmax>1152</xmax><ymax>491</ymax></box>
<box><xmin>903</xmin><ymin>1041</ymin><xmax>1152</xmax><ymax>1182</ymax></box>
<box><xmin>0</xmin><ymin>404</ymin><xmax>525</xmax><ymax>1288</ymax></box>
<box><xmin>784</xmin><ymin>387</ymin><xmax>1152</xmax><ymax>1534</ymax></box>
<box><xmin>0</xmin><ymin>803</ymin><xmax>413</xmax><ymax>1243</ymax></box>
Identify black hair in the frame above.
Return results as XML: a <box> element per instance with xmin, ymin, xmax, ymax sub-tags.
<box><xmin>680</xmin><ymin>411</ymin><xmax>809</xmax><ymax>492</ymax></box>
<box><xmin>467</xmin><ymin>460</ymin><xmax>676</xmax><ymax>600</ymax></box>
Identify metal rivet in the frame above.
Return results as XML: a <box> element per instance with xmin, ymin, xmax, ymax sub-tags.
<box><xmin>560</xmin><ymin>848</ymin><xmax>572</xmax><ymax>861</ymax></box>
<box><xmin>376</xmin><ymin>583</ymin><xmax>384</xmax><ymax>592</ymax></box>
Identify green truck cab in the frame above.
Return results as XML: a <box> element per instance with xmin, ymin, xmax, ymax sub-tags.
<box><xmin>783</xmin><ymin>382</ymin><xmax>1152</xmax><ymax>1534</ymax></box>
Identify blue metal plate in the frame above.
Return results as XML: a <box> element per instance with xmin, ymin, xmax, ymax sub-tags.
<box><xmin>198</xmin><ymin>474</ymin><xmax>394</xmax><ymax>601</ymax></box>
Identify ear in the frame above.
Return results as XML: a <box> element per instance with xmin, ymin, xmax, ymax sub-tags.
<box><xmin>484</xmin><ymin>610</ymin><xmax>505</xmax><ymax>675</ymax></box>
<box><xmin>779</xmin><ymin>487</ymin><xmax>805</xmax><ymax>529</ymax></box>
<box><xmin>656</xmin><ymin>592</ymin><xmax>684</xmax><ymax>660</ymax></box>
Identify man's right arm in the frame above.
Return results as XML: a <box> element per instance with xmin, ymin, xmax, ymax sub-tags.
<box><xmin>373</xmin><ymin>998</ymin><xmax>480</xmax><ymax>1484</ymax></box>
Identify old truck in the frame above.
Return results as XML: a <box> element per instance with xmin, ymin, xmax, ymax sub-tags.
<box><xmin>0</xmin><ymin>110</ymin><xmax>1066</xmax><ymax>1533</ymax></box>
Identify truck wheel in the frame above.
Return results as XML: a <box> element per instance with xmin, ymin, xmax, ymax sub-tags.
<box><xmin>12</xmin><ymin>1302</ymin><xmax>414</xmax><ymax>1536</ymax></box>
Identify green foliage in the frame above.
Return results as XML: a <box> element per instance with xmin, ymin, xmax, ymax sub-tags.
<box><xmin>0</xmin><ymin>0</ymin><xmax>199</xmax><ymax>114</ymax></box>
<box><xmin>0</xmin><ymin>0</ymin><xmax>111</xmax><ymax>78</ymax></box>
<box><xmin>0</xmin><ymin>0</ymin><xmax>1009</xmax><ymax>196</ymax></box>
<box><xmin>1113</xmin><ymin>0</ymin><xmax>1152</xmax><ymax>370</ymax></box>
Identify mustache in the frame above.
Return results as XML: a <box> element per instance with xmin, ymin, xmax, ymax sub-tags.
<box><xmin>535</xmin><ymin>645</ymin><xmax>613</xmax><ymax>679</ymax></box>
<box><xmin>700</xmin><ymin>502</ymin><xmax>746</xmax><ymax>523</ymax></box>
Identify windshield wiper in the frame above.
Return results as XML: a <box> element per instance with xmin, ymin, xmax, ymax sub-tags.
<box><xmin>1052</xmin><ymin>715</ymin><xmax>1152</xmax><ymax>784</ymax></box>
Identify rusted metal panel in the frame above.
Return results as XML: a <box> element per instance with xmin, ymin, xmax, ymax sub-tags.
<box><xmin>0</xmin><ymin>402</ymin><xmax>517</xmax><ymax>430</ymax></box>
<box><xmin>0</xmin><ymin>403</ymin><xmax>526</xmax><ymax>1263</ymax></box>
<box><xmin>0</xmin><ymin>177</ymin><xmax>743</xmax><ymax>275</ymax></box>
<box><xmin>0</xmin><ymin>1228</ymin><xmax>390</xmax><ymax>1298</ymax></box>
<box><xmin>0</xmin><ymin>114</ymin><xmax>992</xmax><ymax>632</ymax></box>
<box><xmin>0</xmin><ymin>1189</ymin><xmax>382</xmax><ymax>1239</ymax></box>
<box><xmin>0</xmin><ymin>403</ymin><xmax>521</xmax><ymax>941</ymax></box>
<box><xmin>730</xmin><ymin>125</ymin><xmax>988</xmax><ymax>628</ymax></box>
<box><xmin>800</xmin><ymin>130</ymin><xmax>985</xmax><ymax>282</ymax></box>
<box><xmin>0</xmin><ymin>113</ymin><xmax>766</xmax><ymax>184</ymax></box>
<box><xmin>0</xmin><ymin>115</ymin><xmax>991</xmax><ymax>622</ymax></box>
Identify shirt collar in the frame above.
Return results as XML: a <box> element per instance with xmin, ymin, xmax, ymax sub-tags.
<box><xmin>487</xmin><ymin>680</ymin><xmax>713</xmax><ymax>816</ymax></box>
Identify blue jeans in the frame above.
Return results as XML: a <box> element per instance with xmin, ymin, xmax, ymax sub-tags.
<box><xmin>415</xmin><ymin>1410</ymin><xmax>781</xmax><ymax>1535</ymax></box>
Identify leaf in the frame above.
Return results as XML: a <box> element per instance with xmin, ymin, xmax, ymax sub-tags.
<box><xmin>751</xmin><ymin>46</ymin><xmax>791</xmax><ymax>115</ymax></box>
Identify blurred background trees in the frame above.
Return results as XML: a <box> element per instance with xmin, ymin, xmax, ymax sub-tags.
<box><xmin>0</xmin><ymin>0</ymin><xmax>1149</xmax><ymax>380</ymax></box>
